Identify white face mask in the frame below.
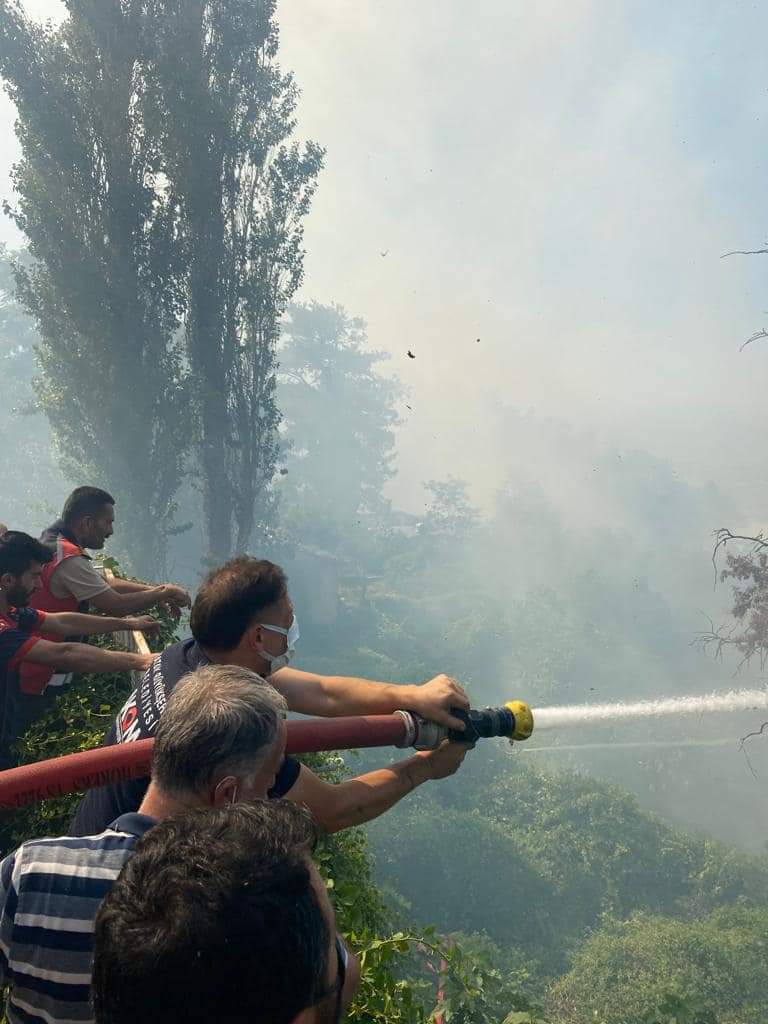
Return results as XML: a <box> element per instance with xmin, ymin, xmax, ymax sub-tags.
<box><xmin>258</xmin><ymin>615</ymin><xmax>300</xmax><ymax>674</ymax></box>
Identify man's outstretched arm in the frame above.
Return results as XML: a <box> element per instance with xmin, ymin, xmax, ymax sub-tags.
<box><xmin>109</xmin><ymin>576</ymin><xmax>191</xmax><ymax>609</ymax></box>
<box><xmin>20</xmin><ymin>638</ymin><xmax>156</xmax><ymax>676</ymax></box>
<box><xmin>285</xmin><ymin>740</ymin><xmax>471</xmax><ymax>833</ymax></box>
<box><xmin>270</xmin><ymin>668</ymin><xmax>470</xmax><ymax>731</ymax></box>
<box><xmin>89</xmin><ymin>584</ymin><xmax>189</xmax><ymax>618</ymax></box>
<box><xmin>41</xmin><ymin>611</ymin><xmax>158</xmax><ymax>638</ymax></box>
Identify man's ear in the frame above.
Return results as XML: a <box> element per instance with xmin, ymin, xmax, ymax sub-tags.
<box><xmin>211</xmin><ymin>775</ymin><xmax>238</xmax><ymax>807</ymax></box>
<box><xmin>244</xmin><ymin>621</ymin><xmax>265</xmax><ymax>651</ymax></box>
<box><xmin>0</xmin><ymin>571</ymin><xmax>14</xmax><ymax>593</ymax></box>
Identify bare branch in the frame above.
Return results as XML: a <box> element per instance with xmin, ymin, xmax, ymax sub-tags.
<box><xmin>738</xmin><ymin>721</ymin><xmax>768</xmax><ymax>779</ymax></box>
<box><xmin>693</xmin><ymin>619</ymin><xmax>750</xmax><ymax>668</ymax></box>
<box><xmin>721</xmin><ymin>248</ymin><xmax>768</xmax><ymax>258</ymax></box>
<box><xmin>740</xmin><ymin>329</ymin><xmax>768</xmax><ymax>352</ymax></box>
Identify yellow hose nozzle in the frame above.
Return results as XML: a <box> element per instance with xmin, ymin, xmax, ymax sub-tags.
<box><xmin>505</xmin><ymin>700</ymin><xmax>534</xmax><ymax>740</ymax></box>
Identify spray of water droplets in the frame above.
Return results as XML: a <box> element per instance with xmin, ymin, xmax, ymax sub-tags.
<box><xmin>521</xmin><ymin>739</ymin><xmax>732</xmax><ymax>754</ymax></box>
<box><xmin>532</xmin><ymin>688</ymin><xmax>768</xmax><ymax>732</ymax></box>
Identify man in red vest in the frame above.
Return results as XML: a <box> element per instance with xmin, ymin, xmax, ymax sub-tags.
<box><xmin>34</xmin><ymin>487</ymin><xmax>190</xmax><ymax>623</ymax></box>
<box><xmin>0</xmin><ymin>531</ymin><xmax>158</xmax><ymax>770</ymax></box>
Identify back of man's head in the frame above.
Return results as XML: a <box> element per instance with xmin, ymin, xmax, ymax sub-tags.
<box><xmin>151</xmin><ymin>664</ymin><xmax>287</xmax><ymax>799</ymax></box>
<box><xmin>61</xmin><ymin>486</ymin><xmax>115</xmax><ymax>526</ymax></box>
<box><xmin>190</xmin><ymin>556</ymin><xmax>288</xmax><ymax>651</ymax></box>
<box><xmin>0</xmin><ymin>530</ymin><xmax>53</xmax><ymax>577</ymax></box>
<box><xmin>92</xmin><ymin>801</ymin><xmax>332</xmax><ymax>1024</ymax></box>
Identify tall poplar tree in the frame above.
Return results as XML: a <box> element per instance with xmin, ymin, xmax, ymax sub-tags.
<box><xmin>0</xmin><ymin>0</ymin><xmax>189</xmax><ymax>575</ymax></box>
<box><xmin>144</xmin><ymin>0</ymin><xmax>323</xmax><ymax>560</ymax></box>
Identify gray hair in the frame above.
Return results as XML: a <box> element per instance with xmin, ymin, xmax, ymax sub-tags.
<box><xmin>151</xmin><ymin>664</ymin><xmax>287</xmax><ymax>797</ymax></box>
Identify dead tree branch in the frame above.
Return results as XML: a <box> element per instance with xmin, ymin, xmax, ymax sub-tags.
<box><xmin>740</xmin><ymin>329</ymin><xmax>768</xmax><ymax>352</ymax></box>
<box><xmin>721</xmin><ymin>248</ymin><xmax>768</xmax><ymax>258</ymax></box>
<box><xmin>738</xmin><ymin>721</ymin><xmax>768</xmax><ymax>779</ymax></box>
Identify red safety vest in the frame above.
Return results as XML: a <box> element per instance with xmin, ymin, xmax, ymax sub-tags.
<box><xmin>30</xmin><ymin>535</ymin><xmax>88</xmax><ymax>618</ymax></box>
<box><xmin>22</xmin><ymin>535</ymin><xmax>91</xmax><ymax>695</ymax></box>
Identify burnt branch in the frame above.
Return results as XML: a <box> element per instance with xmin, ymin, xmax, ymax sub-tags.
<box><xmin>721</xmin><ymin>248</ymin><xmax>768</xmax><ymax>258</ymax></box>
<box><xmin>740</xmin><ymin>329</ymin><xmax>768</xmax><ymax>352</ymax></box>
<box><xmin>693</xmin><ymin>618</ymin><xmax>754</xmax><ymax>670</ymax></box>
<box><xmin>738</xmin><ymin>721</ymin><xmax>768</xmax><ymax>779</ymax></box>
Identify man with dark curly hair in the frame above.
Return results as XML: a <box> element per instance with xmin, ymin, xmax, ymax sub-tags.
<box><xmin>92</xmin><ymin>801</ymin><xmax>357</xmax><ymax>1024</ymax></box>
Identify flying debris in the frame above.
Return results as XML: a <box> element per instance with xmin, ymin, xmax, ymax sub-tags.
<box><xmin>407</xmin><ymin>350</ymin><xmax>415</xmax><ymax>359</ymax></box>
<box><xmin>380</xmin><ymin>249</ymin><xmax>389</xmax><ymax>257</ymax></box>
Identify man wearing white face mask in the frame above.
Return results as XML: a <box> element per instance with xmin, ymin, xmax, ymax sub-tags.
<box><xmin>71</xmin><ymin>556</ymin><xmax>472</xmax><ymax>837</ymax></box>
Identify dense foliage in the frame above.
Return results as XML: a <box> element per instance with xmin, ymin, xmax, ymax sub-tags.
<box><xmin>369</xmin><ymin>744</ymin><xmax>768</xmax><ymax>990</ymax></box>
<box><xmin>549</xmin><ymin>907</ymin><xmax>768</xmax><ymax>1024</ymax></box>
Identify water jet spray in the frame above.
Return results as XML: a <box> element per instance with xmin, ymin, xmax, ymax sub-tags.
<box><xmin>533</xmin><ymin>688</ymin><xmax>768</xmax><ymax>731</ymax></box>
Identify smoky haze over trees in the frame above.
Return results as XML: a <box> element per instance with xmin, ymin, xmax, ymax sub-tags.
<box><xmin>1</xmin><ymin>2</ymin><xmax>768</xmax><ymax>1021</ymax></box>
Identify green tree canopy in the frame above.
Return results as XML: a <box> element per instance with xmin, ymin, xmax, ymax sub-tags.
<box><xmin>277</xmin><ymin>301</ymin><xmax>401</xmax><ymax>559</ymax></box>
<box><xmin>143</xmin><ymin>0</ymin><xmax>323</xmax><ymax>560</ymax></box>
<box><xmin>548</xmin><ymin>907</ymin><xmax>768</xmax><ymax>1024</ymax></box>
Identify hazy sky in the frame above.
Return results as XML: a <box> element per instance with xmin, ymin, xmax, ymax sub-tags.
<box><xmin>4</xmin><ymin>0</ymin><xmax>768</xmax><ymax>522</ymax></box>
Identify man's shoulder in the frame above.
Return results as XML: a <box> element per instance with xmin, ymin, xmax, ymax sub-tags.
<box><xmin>2</xmin><ymin>828</ymin><xmax>146</xmax><ymax>937</ymax></box>
<box><xmin>49</xmin><ymin>552</ymin><xmax>108</xmax><ymax>594</ymax></box>
<box><xmin>18</xmin><ymin>606</ymin><xmax>43</xmax><ymax>631</ymax></box>
<box><xmin>13</xmin><ymin>827</ymin><xmax>143</xmax><ymax>879</ymax></box>
<box><xmin>0</xmin><ymin>607</ymin><xmax>39</xmax><ymax>632</ymax></box>
<box><xmin>0</xmin><ymin>610</ymin><xmax>19</xmax><ymax>634</ymax></box>
<box><xmin>161</xmin><ymin>636</ymin><xmax>208</xmax><ymax>681</ymax></box>
<box><xmin>0</xmin><ymin>609</ymin><xmax>42</xmax><ymax>663</ymax></box>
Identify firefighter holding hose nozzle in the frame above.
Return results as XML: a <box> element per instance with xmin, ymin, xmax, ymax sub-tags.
<box><xmin>71</xmin><ymin>555</ymin><xmax>475</xmax><ymax>837</ymax></box>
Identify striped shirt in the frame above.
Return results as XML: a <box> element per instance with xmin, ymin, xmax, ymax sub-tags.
<box><xmin>0</xmin><ymin>813</ymin><xmax>156</xmax><ymax>1024</ymax></box>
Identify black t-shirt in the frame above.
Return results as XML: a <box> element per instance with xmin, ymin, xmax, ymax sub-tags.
<box><xmin>69</xmin><ymin>638</ymin><xmax>300</xmax><ymax>836</ymax></box>
<box><xmin>0</xmin><ymin>607</ymin><xmax>47</xmax><ymax>770</ymax></box>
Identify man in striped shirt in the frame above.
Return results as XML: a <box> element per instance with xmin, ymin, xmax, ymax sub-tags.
<box><xmin>0</xmin><ymin>663</ymin><xmax>290</xmax><ymax>1024</ymax></box>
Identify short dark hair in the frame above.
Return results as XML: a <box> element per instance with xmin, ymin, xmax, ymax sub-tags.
<box><xmin>62</xmin><ymin>487</ymin><xmax>115</xmax><ymax>526</ymax></box>
<box><xmin>0</xmin><ymin>531</ymin><xmax>54</xmax><ymax>576</ymax></box>
<box><xmin>190</xmin><ymin>556</ymin><xmax>288</xmax><ymax>650</ymax></box>
<box><xmin>92</xmin><ymin>802</ymin><xmax>329</xmax><ymax>1024</ymax></box>
<box><xmin>151</xmin><ymin>664</ymin><xmax>287</xmax><ymax>797</ymax></box>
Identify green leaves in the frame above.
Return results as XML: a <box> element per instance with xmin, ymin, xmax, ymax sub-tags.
<box><xmin>549</xmin><ymin>908</ymin><xmax>768</xmax><ymax>1024</ymax></box>
<box><xmin>641</xmin><ymin>994</ymin><xmax>718</xmax><ymax>1024</ymax></box>
<box><xmin>346</xmin><ymin>929</ymin><xmax>535</xmax><ymax>1024</ymax></box>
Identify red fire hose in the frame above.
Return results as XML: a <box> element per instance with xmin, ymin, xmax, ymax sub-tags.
<box><xmin>0</xmin><ymin>714</ymin><xmax>409</xmax><ymax>810</ymax></box>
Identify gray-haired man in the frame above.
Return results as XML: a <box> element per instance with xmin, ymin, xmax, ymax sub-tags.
<box><xmin>0</xmin><ymin>664</ymin><xmax>343</xmax><ymax>1024</ymax></box>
